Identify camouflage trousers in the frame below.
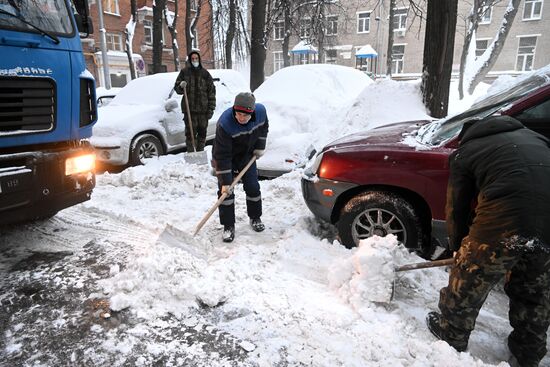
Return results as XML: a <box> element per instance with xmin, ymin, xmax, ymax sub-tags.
<box><xmin>438</xmin><ymin>236</ymin><xmax>550</xmax><ymax>366</ymax></box>
<box><xmin>184</xmin><ymin>113</ymin><xmax>209</xmax><ymax>152</ymax></box>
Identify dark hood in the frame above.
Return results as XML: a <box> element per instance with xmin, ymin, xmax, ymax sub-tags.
<box><xmin>460</xmin><ymin>116</ymin><xmax>525</xmax><ymax>145</ymax></box>
<box><xmin>188</xmin><ymin>51</ymin><xmax>202</xmax><ymax>68</ymax></box>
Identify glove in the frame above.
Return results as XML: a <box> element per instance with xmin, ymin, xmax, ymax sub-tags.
<box><xmin>253</xmin><ymin>149</ymin><xmax>265</xmax><ymax>158</ymax></box>
<box><xmin>221</xmin><ymin>185</ymin><xmax>232</xmax><ymax>195</ymax></box>
<box><xmin>179</xmin><ymin>80</ymin><xmax>187</xmax><ymax>89</ymax></box>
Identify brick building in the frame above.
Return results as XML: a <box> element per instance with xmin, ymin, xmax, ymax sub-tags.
<box><xmin>83</xmin><ymin>0</ymin><xmax>214</xmax><ymax>88</ymax></box>
<box><xmin>264</xmin><ymin>0</ymin><xmax>549</xmax><ymax>81</ymax></box>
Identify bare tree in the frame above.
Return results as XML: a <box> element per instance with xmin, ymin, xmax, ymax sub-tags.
<box><xmin>459</xmin><ymin>0</ymin><xmax>521</xmax><ymax>98</ymax></box>
<box><xmin>152</xmin><ymin>0</ymin><xmax>167</xmax><ymax>73</ymax></box>
<box><xmin>212</xmin><ymin>0</ymin><xmax>249</xmax><ymax>68</ymax></box>
<box><xmin>250</xmin><ymin>0</ymin><xmax>267</xmax><ymax>91</ymax></box>
<box><xmin>225</xmin><ymin>0</ymin><xmax>237</xmax><ymax>68</ymax></box>
<box><xmin>421</xmin><ymin>0</ymin><xmax>458</xmax><ymax>118</ymax></box>
<box><xmin>124</xmin><ymin>0</ymin><xmax>137</xmax><ymax>80</ymax></box>
<box><xmin>164</xmin><ymin>0</ymin><xmax>180</xmax><ymax>71</ymax></box>
<box><xmin>189</xmin><ymin>0</ymin><xmax>203</xmax><ymax>52</ymax></box>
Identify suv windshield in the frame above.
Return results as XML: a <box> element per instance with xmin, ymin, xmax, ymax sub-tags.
<box><xmin>421</xmin><ymin>69</ymin><xmax>550</xmax><ymax>145</ymax></box>
<box><xmin>0</xmin><ymin>0</ymin><xmax>73</xmax><ymax>35</ymax></box>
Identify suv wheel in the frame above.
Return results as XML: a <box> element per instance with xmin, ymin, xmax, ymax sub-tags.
<box><xmin>130</xmin><ymin>134</ymin><xmax>164</xmax><ymax>165</ymax></box>
<box><xmin>337</xmin><ymin>191</ymin><xmax>424</xmax><ymax>251</ymax></box>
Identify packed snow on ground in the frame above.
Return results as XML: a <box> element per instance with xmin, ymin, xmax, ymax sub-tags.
<box><xmin>77</xmin><ymin>68</ymin><xmax>550</xmax><ymax>366</ymax></box>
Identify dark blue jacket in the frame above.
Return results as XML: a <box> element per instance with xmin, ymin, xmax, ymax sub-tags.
<box><xmin>213</xmin><ymin>103</ymin><xmax>269</xmax><ymax>185</ymax></box>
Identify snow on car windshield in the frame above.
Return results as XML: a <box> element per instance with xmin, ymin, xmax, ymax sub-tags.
<box><xmin>418</xmin><ymin>65</ymin><xmax>550</xmax><ymax>145</ymax></box>
<box><xmin>110</xmin><ymin>72</ymin><xmax>178</xmax><ymax>106</ymax></box>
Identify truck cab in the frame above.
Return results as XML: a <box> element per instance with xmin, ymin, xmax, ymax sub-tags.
<box><xmin>0</xmin><ymin>0</ymin><xmax>97</xmax><ymax>225</ymax></box>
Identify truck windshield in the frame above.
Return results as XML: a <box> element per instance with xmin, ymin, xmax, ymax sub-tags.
<box><xmin>0</xmin><ymin>0</ymin><xmax>73</xmax><ymax>36</ymax></box>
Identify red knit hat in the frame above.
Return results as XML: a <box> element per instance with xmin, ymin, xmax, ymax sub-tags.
<box><xmin>233</xmin><ymin>92</ymin><xmax>255</xmax><ymax>114</ymax></box>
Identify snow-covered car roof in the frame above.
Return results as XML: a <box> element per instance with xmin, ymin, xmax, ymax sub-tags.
<box><xmin>253</xmin><ymin>64</ymin><xmax>373</xmax><ymax>177</ymax></box>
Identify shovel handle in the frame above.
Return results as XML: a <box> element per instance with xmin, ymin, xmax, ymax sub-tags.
<box><xmin>182</xmin><ymin>87</ymin><xmax>197</xmax><ymax>153</ymax></box>
<box><xmin>193</xmin><ymin>156</ymin><xmax>257</xmax><ymax>236</ymax></box>
<box><xmin>395</xmin><ymin>257</ymin><xmax>454</xmax><ymax>272</ymax></box>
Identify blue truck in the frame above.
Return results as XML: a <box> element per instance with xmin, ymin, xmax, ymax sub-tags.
<box><xmin>0</xmin><ymin>0</ymin><xmax>97</xmax><ymax>225</ymax></box>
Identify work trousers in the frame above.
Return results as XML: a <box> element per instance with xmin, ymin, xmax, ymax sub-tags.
<box><xmin>438</xmin><ymin>236</ymin><xmax>550</xmax><ymax>366</ymax></box>
<box><xmin>184</xmin><ymin>113</ymin><xmax>209</xmax><ymax>152</ymax></box>
<box><xmin>217</xmin><ymin>161</ymin><xmax>262</xmax><ymax>226</ymax></box>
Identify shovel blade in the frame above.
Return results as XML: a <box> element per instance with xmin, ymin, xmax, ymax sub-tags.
<box><xmin>184</xmin><ymin>151</ymin><xmax>208</xmax><ymax>165</ymax></box>
<box><xmin>157</xmin><ymin>224</ymin><xmax>209</xmax><ymax>260</ymax></box>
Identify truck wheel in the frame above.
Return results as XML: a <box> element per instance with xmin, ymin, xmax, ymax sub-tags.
<box><xmin>337</xmin><ymin>191</ymin><xmax>424</xmax><ymax>251</ymax></box>
<box><xmin>130</xmin><ymin>134</ymin><xmax>164</xmax><ymax>166</ymax></box>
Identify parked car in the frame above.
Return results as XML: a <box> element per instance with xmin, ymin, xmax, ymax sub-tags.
<box><xmin>301</xmin><ymin>66</ymin><xmax>550</xmax><ymax>255</ymax></box>
<box><xmin>91</xmin><ymin>70</ymin><xmax>248</xmax><ymax>166</ymax></box>
<box><xmin>96</xmin><ymin>86</ymin><xmax>121</xmax><ymax>107</ymax></box>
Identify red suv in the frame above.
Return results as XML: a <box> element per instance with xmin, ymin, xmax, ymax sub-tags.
<box><xmin>301</xmin><ymin>68</ymin><xmax>550</xmax><ymax>256</ymax></box>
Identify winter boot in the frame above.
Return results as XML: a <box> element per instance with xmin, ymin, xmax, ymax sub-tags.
<box><xmin>426</xmin><ymin>312</ymin><xmax>467</xmax><ymax>352</ymax></box>
<box><xmin>250</xmin><ymin>218</ymin><xmax>265</xmax><ymax>232</ymax></box>
<box><xmin>222</xmin><ymin>225</ymin><xmax>235</xmax><ymax>243</ymax></box>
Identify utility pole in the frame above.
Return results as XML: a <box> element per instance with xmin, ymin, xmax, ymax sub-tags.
<box><xmin>96</xmin><ymin>0</ymin><xmax>111</xmax><ymax>89</ymax></box>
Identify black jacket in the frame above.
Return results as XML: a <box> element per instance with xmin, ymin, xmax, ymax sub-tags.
<box><xmin>174</xmin><ymin>52</ymin><xmax>216</xmax><ymax>116</ymax></box>
<box><xmin>446</xmin><ymin>116</ymin><xmax>550</xmax><ymax>250</ymax></box>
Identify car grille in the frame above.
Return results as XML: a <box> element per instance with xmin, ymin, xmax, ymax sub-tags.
<box><xmin>0</xmin><ymin>76</ymin><xmax>56</xmax><ymax>134</ymax></box>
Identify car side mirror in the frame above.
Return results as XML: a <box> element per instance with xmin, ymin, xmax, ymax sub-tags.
<box><xmin>164</xmin><ymin>98</ymin><xmax>179</xmax><ymax>112</ymax></box>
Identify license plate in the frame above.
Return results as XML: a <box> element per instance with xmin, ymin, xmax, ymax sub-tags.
<box><xmin>0</xmin><ymin>169</ymin><xmax>31</xmax><ymax>194</ymax></box>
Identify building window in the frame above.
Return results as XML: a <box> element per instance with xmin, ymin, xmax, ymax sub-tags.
<box><xmin>391</xmin><ymin>44</ymin><xmax>405</xmax><ymax>74</ymax></box>
<box><xmin>475</xmin><ymin>39</ymin><xmax>490</xmax><ymax>57</ymax></box>
<box><xmin>192</xmin><ymin>29</ymin><xmax>198</xmax><ymax>49</ymax></box>
<box><xmin>393</xmin><ymin>8</ymin><xmax>408</xmax><ymax>31</ymax></box>
<box><xmin>273</xmin><ymin>52</ymin><xmax>283</xmax><ymax>73</ymax></box>
<box><xmin>143</xmin><ymin>19</ymin><xmax>164</xmax><ymax>46</ymax></box>
<box><xmin>274</xmin><ymin>20</ymin><xmax>284</xmax><ymax>40</ymax></box>
<box><xmin>325</xmin><ymin>49</ymin><xmax>337</xmax><ymax>64</ymax></box>
<box><xmin>516</xmin><ymin>36</ymin><xmax>537</xmax><ymax>71</ymax></box>
<box><xmin>523</xmin><ymin>0</ymin><xmax>543</xmax><ymax>20</ymax></box>
<box><xmin>143</xmin><ymin>19</ymin><xmax>153</xmax><ymax>45</ymax></box>
<box><xmin>357</xmin><ymin>12</ymin><xmax>370</xmax><ymax>33</ymax></box>
<box><xmin>110</xmin><ymin>73</ymin><xmax>127</xmax><ymax>88</ymax></box>
<box><xmin>300</xmin><ymin>19</ymin><xmax>310</xmax><ymax>39</ymax></box>
<box><xmin>326</xmin><ymin>15</ymin><xmax>338</xmax><ymax>35</ymax></box>
<box><xmin>106</xmin><ymin>32</ymin><xmax>123</xmax><ymax>51</ymax></box>
<box><xmin>299</xmin><ymin>53</ymin><xmax>308</xmax><ymax>65</ymax></box>
<box><xmin>102</xmin><ymin>0</ymin><xmax>119</xmax><ymax>15</ymax></box>
<box><xmin>480</xmin><ymin>5</ymin><xmax>492</xmax><ymax>24</ymax></box>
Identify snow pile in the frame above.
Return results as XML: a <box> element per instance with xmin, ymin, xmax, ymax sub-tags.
<box><xmin>328</xmin><ymin>235</ymin><xmax>399</xmax><ymax>305</ymax></box>
<box><xmin>340</xmin><ymin>78</ymin><xmax>430</xmax><ymax>135</ymax></box>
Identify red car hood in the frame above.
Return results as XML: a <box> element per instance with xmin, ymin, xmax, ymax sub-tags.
<box><xmin>325</xmin><ymin>120</ymin><xmax>433</xmax><ymax>152</ymax></box>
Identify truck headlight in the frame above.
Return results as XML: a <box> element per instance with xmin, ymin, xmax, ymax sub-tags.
<box><xmin>65</xmin><ymin>153</ymin><xmax>95</xmax><ymax>176</ymax></box>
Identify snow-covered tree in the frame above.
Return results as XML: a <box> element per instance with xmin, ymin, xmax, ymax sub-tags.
<box><xmin>458</xmin><ymin>0</ymin><xmax>521</xmax><ymax>98</ymax></box>
<box><xmin>164</xmin><ymin>1</ymin><xmax>180</xmax><ymax>71</ymax></box>
<box><xmin>124</xmin><ymin>0</ymin><xmax>137</xmax><ymax>80</ymax></box>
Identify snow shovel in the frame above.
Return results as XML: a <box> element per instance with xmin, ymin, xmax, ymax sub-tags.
<box><xmin>182</xmin><ymin>85</ymin><xmax>208</xmax><ymax>165</ymax></box>
<box><xmin>373</xmin><ymin>257</ymin><xmax>455</xmax><ymax>305</ymax></box>
<box><xmin>395</xmin><ymin>257</ymin><xmax>454</xmax><ymax>272</ymax></box>
<box><xmin>193</xmin><ymin>155</ymin><xmax>257</xmax><ymax>236</ymax></box>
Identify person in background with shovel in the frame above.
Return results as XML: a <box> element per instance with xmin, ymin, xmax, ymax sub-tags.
<box><xmin>426</xmin><ymin>116</ymin><xmax>550</xmax><ymax>367</ymax></box>
<box><xmin>212</xmin><ymin>92</ymin><xmax>269</xmax><ymax>243</ymax></box>
<box><xmin>174</xmin><ymin>51</ymin><xmax>216</xmax><ymax>152</ymax></box>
